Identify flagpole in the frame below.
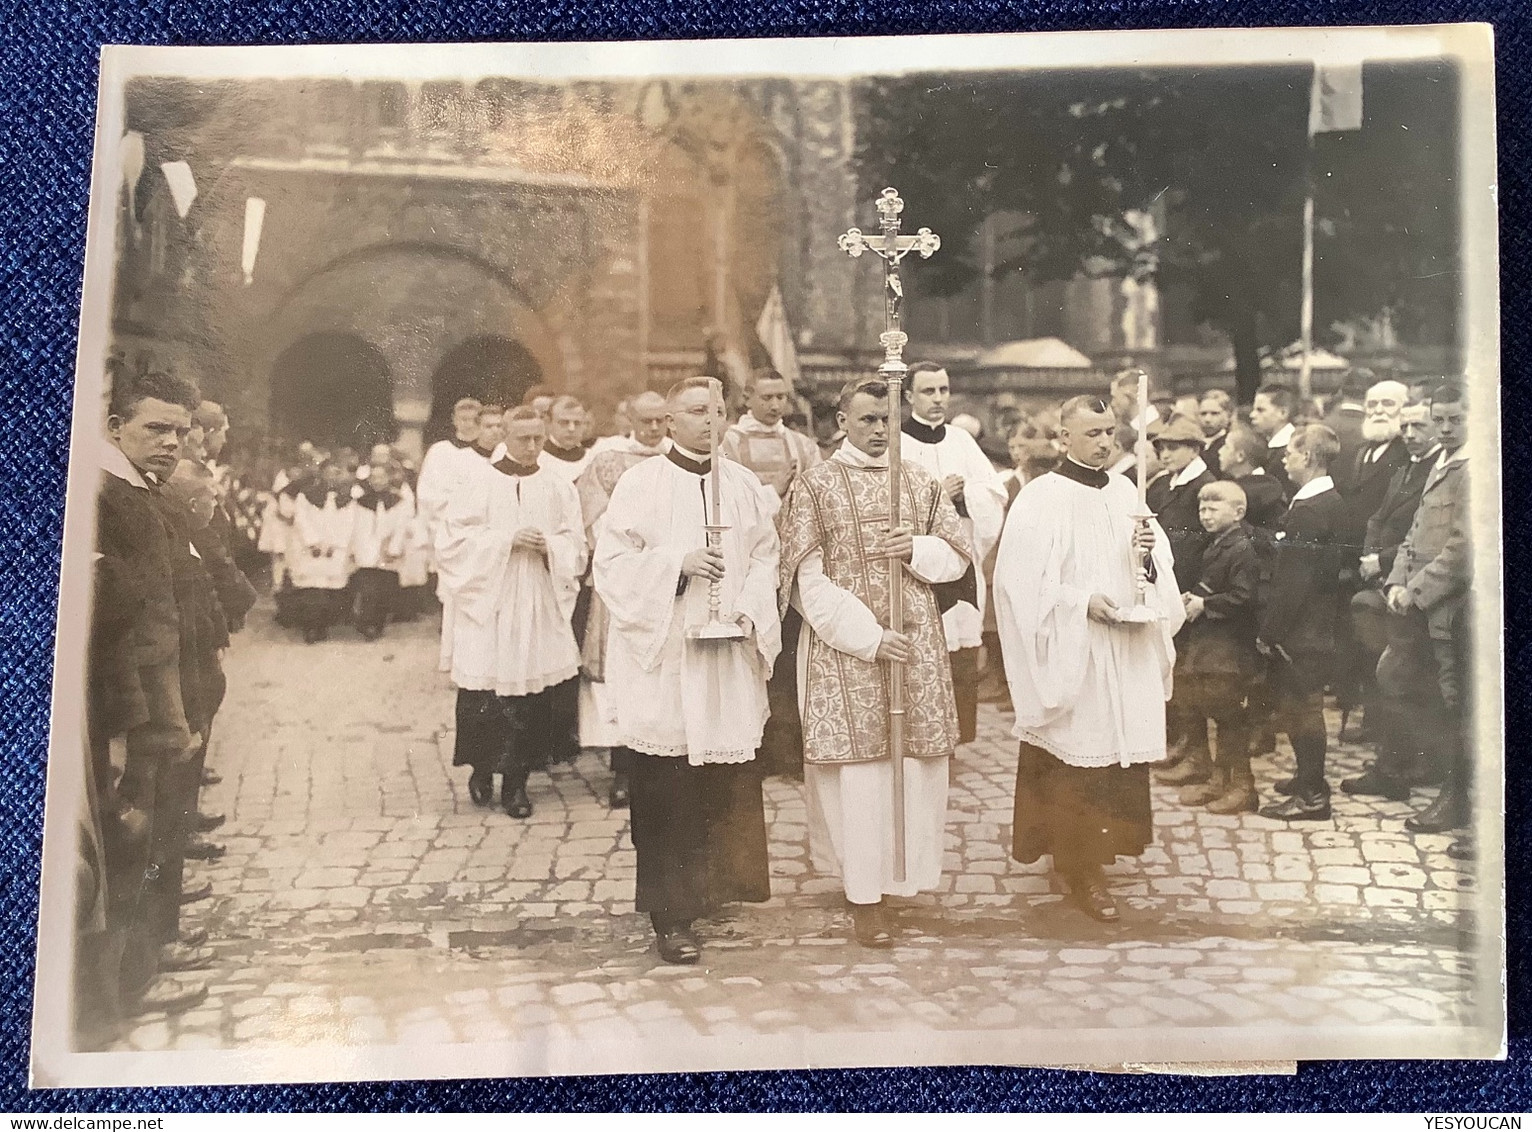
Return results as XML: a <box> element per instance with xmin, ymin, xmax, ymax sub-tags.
<box><xmin>1299</xmin><ymin>64</ymin><xmax>1319</xmax><ymax>402</ymax></box>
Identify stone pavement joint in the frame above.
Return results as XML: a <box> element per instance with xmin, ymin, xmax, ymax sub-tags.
<box><xmin>116</xmin><ymin>607</ymin><xmax>1482</xmax><ymax>1052</ymax></box>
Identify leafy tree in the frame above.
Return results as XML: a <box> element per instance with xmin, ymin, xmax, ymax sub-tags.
<box><xmin>854</xmin><ymin>61</ymin><xmax>1460</xmax><ymax>403</ymax></box>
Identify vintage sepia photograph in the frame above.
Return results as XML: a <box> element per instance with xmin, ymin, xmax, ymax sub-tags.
<box><xmin>31</xmin><ymin>25</ymin><xmax>1502</xmax><ymax>1088</ymax></box>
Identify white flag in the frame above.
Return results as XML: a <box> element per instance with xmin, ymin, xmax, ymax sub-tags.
<box><xmin>159</xmin><ymin>161</ymin><xmax>198</xmax><ymax>218</ymax></box>
<box><xmin>753</xmin><ymin>284</ymin><xmax>801</xmax><ymax>390</ymax></box>
<box><xmin>242</xmin><ymin>197</ymin><xmax>266</xmax><ymax>286</ymax></box>
<box><xmin>1309</xmin><ymin>63</ymin><xmax>1364</xmax><ymax>134</ymax></box>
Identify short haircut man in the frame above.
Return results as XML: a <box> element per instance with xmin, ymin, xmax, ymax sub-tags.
<box><xmin>109</xmin><ymin>370</ymin><xmax>202</xmax><ymax>422</ymax></box>
<box><xmin>1254</xmin><ymin>383</ymin><xmax>1295</xmax><ymax>421</ymax></box>
<box><xmin>1199</xmin><ymin>479</ymin><xmax>1247</xmax><ymax>510</ymax></box>
<box><xmin>1289</xmin><ymin>422</ymin><xmax>1342</xmax><ymax>471</ymax></box>
<box><xmin>839</xmin><ymin>377</ymin><xmax>888</xmax><ymax>415</ymax></box>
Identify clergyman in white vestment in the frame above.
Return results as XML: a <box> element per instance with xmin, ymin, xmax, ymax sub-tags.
<box><xmin>899</xmin><ymin>362</ymin><xmax>1008</xmax><ymax>744</ymax></box>
<box><xmin>436</xmin><ymin>408</ymin><xmax>585</xmax><ymax>819</ymax></box>
<box><xmin>993</xmin><ymin>395</ymin><xmax>1183</xmax><ymax>923</ymax></box>
<box><xmin>593</xmin><ymin>377</ymin><xmax>780</xmax><ymax>965</ymax></box>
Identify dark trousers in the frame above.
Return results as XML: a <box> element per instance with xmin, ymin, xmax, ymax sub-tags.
<box><xmin>1266</xmin><ymin>652</ymin><xmax>1330</xmax><ymax>798</ymax></box>
<box><xmin>950</xmin><ymin>646</ymin><xmax>980</xmax><ymax>746</ymax></box>
<box><xmin>353</xmin><ymin>568</ymin><xmax>399</xmax><ymax>638</ymax></box>
<box><xmin>111</xmin><ymin>664</ymin><xmax>193</xmax><ymax>1000</ymax></box>
<box><xmin>627</xmin><ymin>751</ymin><xmax>770</xmax><ymax>929</ymax></box>
<box><xmin>1175</xmin><ymin>672</ymin><xmax>1252</xmax><ymax>774</ymax></box>
<box><xmin>1376</xmin><ymin>605</ymin><xmax>1468</xmax><ymax>788</ymax></box>
<box><xmin>759</xmin><ymin>606</ymin><xmax>805</xmax><ymax>778</ymax></box>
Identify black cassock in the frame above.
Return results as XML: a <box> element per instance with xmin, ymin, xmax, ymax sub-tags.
<box><xmin>624</xmin><ymin>751</ymin><xmax>771</xmax><ymax>930</ymax></box>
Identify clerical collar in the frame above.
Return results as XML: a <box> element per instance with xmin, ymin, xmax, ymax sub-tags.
<box><xmin>903</xmin><ymin>415</ymin><xmax>946</xmax><ymax>444</ymax></box>
<box><xmin>544</xmin><ymin>442</ymin><xmax>587</xmax><ymax>463</ymax></box>
<box><xmin>493</xmin><ymin>456</ymin><xmax>540</xmax><ymax>478</ymax></box>
<box><xmin>472</xmin><ymin>443</ymin><xmax>497</xmax><ymax>459</ymax></box>
<box><xmin>667</xmin><ymin>444</ymin><xmax>711</xmax><ymax>475</ymax></box>
<box><xmin>450</xmin><ymin>435</ymin><xmax>476</xmax><ymax>449</ymax></box>
<box><xmin>1052</xmin><ymin>457</ymin><xmax>1110</xmax><ymax>490</ymax></box>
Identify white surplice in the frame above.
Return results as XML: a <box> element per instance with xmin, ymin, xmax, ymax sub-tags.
<box><xmin>593</xmin><ymin>449</ymin><xmax>781</xmax><ymax>765</ymax></box>
<box><xmin>416</xmin><ymin>440</ymin><xmax>491</xmax><ymax>670</ymax></box>
<box><xmin>573</xmin><ymin>436</ymin><xmax>670</xmax><ymax>748</ymax></box>
<box><xmin>900</xmin><ymin>417</ymin><xmax>1008</xmax><ymax>650</ymax></box>
<box><xmin>436</xmin><ymin>462</ymin><xmax>585</xmax><ymax>697</ymax></box>
<box><xmin>792</xmin><ymin>441</ymin><xmax>970</xmax><ymax>903</ymax></box>
<box><xmin>992</xmin><ymin>464</ymin><xmax>1185</xmax><ymax>768</ymax></box>
<box><xmin>287</xmin><ymin>493</ymin><xmax>357</xmax><ymax>590</ymax></box>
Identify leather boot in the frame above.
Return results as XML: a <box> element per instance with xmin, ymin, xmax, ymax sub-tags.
<box><xmin>1156</xmin><ymin>744</ymin><xmax>1211</xmax><ymax>786</ymax></box>
<box><xmin>1259</xmin><ymin>787</ymin><xmax>1331</xmax><ymax>822</ymax></box>
<box><xmin>1405</xmin><ymin>773</ymin><xmax>1467</xmax><ymax>834</ymax></box>
<box><xmin>1179</xmin><ymin>765</ymin><xmax>1226</xmax><ymax>807</ymax></box>
<box><xmin>1206</xmin><ymin>763</ymin><xmax>1259</xmax><ymax>814</ymax></box>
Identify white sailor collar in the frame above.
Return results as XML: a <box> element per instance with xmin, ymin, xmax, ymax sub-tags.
<box><xmin>1291</xmin><ymin>474</ymin><xmax>1335</xmax><ymax>502</ymax></box>
<box><xmin>1268</xmin><ymin>422</ymin><xmax>1295</xmax><ymax>449</ymax></box>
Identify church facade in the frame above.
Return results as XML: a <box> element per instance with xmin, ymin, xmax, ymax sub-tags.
<box><xmin>110</xmin><ymin>74</ymin><xmax>879</xmax><ymax>455</ymax></box>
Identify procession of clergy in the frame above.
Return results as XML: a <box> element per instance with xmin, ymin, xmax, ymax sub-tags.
<box><xmin>394</xmin><ymin>362</ymin><xmax>1473</xmax><ymax>966</ymax></box>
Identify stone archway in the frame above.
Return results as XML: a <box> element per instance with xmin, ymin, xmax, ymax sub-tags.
<box><xmin>427</xmin><ymin>336</ymin><xmax>544</xmax><ymax>443</ymax></box>
<box><xmin>269</xmin><ymin>332</ymin><xmax>394</xmax><ymax>451</ymax></box>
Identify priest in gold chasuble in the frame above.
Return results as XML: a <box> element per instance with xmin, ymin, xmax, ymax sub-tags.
<box><xmin>777</xmin><ymin>379</ymin><xmax>973</xmax><ymax>947</ymax></box>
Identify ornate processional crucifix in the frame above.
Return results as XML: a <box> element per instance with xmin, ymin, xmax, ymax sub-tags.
<box><xmin>838</xmin><ymin>187</ymin><xmax>941</xmax><ymax>881</ymax></box>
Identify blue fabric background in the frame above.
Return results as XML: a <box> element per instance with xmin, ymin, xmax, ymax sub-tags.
<box><xmin>0</xmin><ymin>0</ymin><xmax>1524</xmax><ymax>1112</ymax></box>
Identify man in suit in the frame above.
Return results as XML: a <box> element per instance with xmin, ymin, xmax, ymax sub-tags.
<box><xmin>1249</xmin><ymin>383</ymin><xmax>1298</xmax><ymax>499</ymax></box>
<box><xmin>1214</xmin><ymin>427</ymin><xmax>1288</xmax><ymax>532</ymax></box>
<box><xmin>1256</xmin><ymin>424</ymin><xmax>1348</xmax><ymax>821</ymax></box>
<box><xmin>1197</xmin><ymin>389</ymin><xmax>1235</xmax><ymax>477</ymax></box>
<box><xmin>1341</xmin><ymin>402</ymin><xmax>1441</xmax><ymax>800</ymax></box>
<box><xmin>1323</xmin><ymin>370</ymin><xmax>1371</xmax><ymax>473</ymax></box>
<box><xmin>1379</xmin><ymin>384</ymin><xmax>1472</xmax><ymax>852</ymax></box>
<box><xmin>1330</xmin><ymin>379</ymin><xmax>1412</xmax><ymax>740</ymax></box>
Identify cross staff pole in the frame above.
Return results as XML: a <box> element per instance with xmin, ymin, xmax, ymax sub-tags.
<box><xmin>839</xmin><ymin>187</ymin><xmax>940</xmax><ymax>882</ymax></box>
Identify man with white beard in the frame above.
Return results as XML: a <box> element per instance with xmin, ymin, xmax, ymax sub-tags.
<box><xmin>898</xmin><ymin>362</ymin><xmax>1007</xmax><ymax>745</ymax></box>
<box><xmin>1331</xmin><ymin>379</ymin><xmax>1411</xmax><ymax>741</ymax></box>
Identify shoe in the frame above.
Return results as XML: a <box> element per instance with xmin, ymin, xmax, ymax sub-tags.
<box><xmin>133</xmin><ymin>975</ymin><xmax>208</xmax><ymax>1015</ymax></box>
<box><xmin>1404</xmin><ymin>786</ymin><xmax>1467</xmax><ymax>834</ymax></box>
<box><xmin>1066</xmin><ymin>873</ymin><xmax>1120</xmax><ymax>923</ymax></box>
<box><xmin>656</xmin><ymin>925</ymin><xmax>701</xmax><ymax>964</ymax></box>
<box><xmin>1446</xmin><ymin>838</ymin><xmax>1475</xmax><ymax>862</ymax></box>
<box><xmin>1339</xmin><ymin>769</ymin><xmax>1410</xmax><ymax>802</ymax></box>
<box><xmin>1258</xmin><ymin>792</ymin><xmax>1332</xmax><ymax>822</ymax></box>
<box><xmin>195</xmin><ymin>812</ymin><xmax>226</xmax><ymax>833</ymax></box>
<box><xmin>467</xmin><ymin>770</ymin><xmax>493</xmax><ymax>807</ymax></box>
<box><xmin>201</xmin><ymin>769</ymin><xmax>222</xmax><ymax>787</ymax></box>
<box><xmin>178</xmin><ymin>926</ymin><xmax>209</xmax><ymax>948</ymax></box>
<box><xmin>184</xmin><ymin>837</ymin><xmax>225</xmax><ymax>861</ymax></box>
<box><xmin>180</xmin><ymin>881</ymin><xmax>214</xmax><ymax>904</ymax></box>
<box><xmin>502</xmin><ymin>784</ymin><xmax>533</xmax><ymax>820</ymax></box>
<box><xmin>1272</xmin><ymin>776</ymin><xmax>1297</xmax><ymax>797</ymax></box>
<box><xmin>1179</xmin><ymin>775</ymin><xmax>1226</xmax><ymax>807</ymax></box>
<box><xmin>158</xmin><ymin>942</ymin><xmax>214</xmax><ymax>972</ymax></box>
<box><xmin>1338</xmin><ymin>722</ymin><xmax>1371</xmax><ymax>745</ymax></box>
<box><xmin>1155</xmin><ymin>756</ymin><xmax>1211</xmax><ymax>787</ymax></box>
<box><xmin>851</xmin><ymin>902</ymin><xmax>894</xmax><ymax>948</ymax></box>
<box><xmin>1205</xmin><ymin>778</ymin><xmax>1259</xmax><ymax>814</ymax></box>
<box><xmin>608</xmin><ymin>772</ymin><xmax>630</xmax><ymax>809</ymax></box>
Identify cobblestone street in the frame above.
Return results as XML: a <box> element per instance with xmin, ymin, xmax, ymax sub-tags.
<box><xmin>114</xmin><ymin>605</ymin><xmax>1488</xmax><ymax>1065</ymax></box>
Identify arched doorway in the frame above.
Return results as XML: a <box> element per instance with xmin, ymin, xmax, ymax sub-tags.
<box><xmin>427</xmin><ymin>335</ymin><xmax>543</xmax><ymax>442</ymax></box>
<box><xmin>269</xmin><ymin>333</ymin><xmax>395</xmax><ymax>451</ymax></box>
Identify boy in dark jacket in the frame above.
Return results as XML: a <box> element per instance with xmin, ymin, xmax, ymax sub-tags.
<box><xmin>1257</xmin><ymin>424</ymin><xmax>1348</xmax><ymax>821</ymax></box>
<box><xmin>1173</xmin><ymin>482</ymin><xmax>1264</xmax><ymax>813</ymax></box>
